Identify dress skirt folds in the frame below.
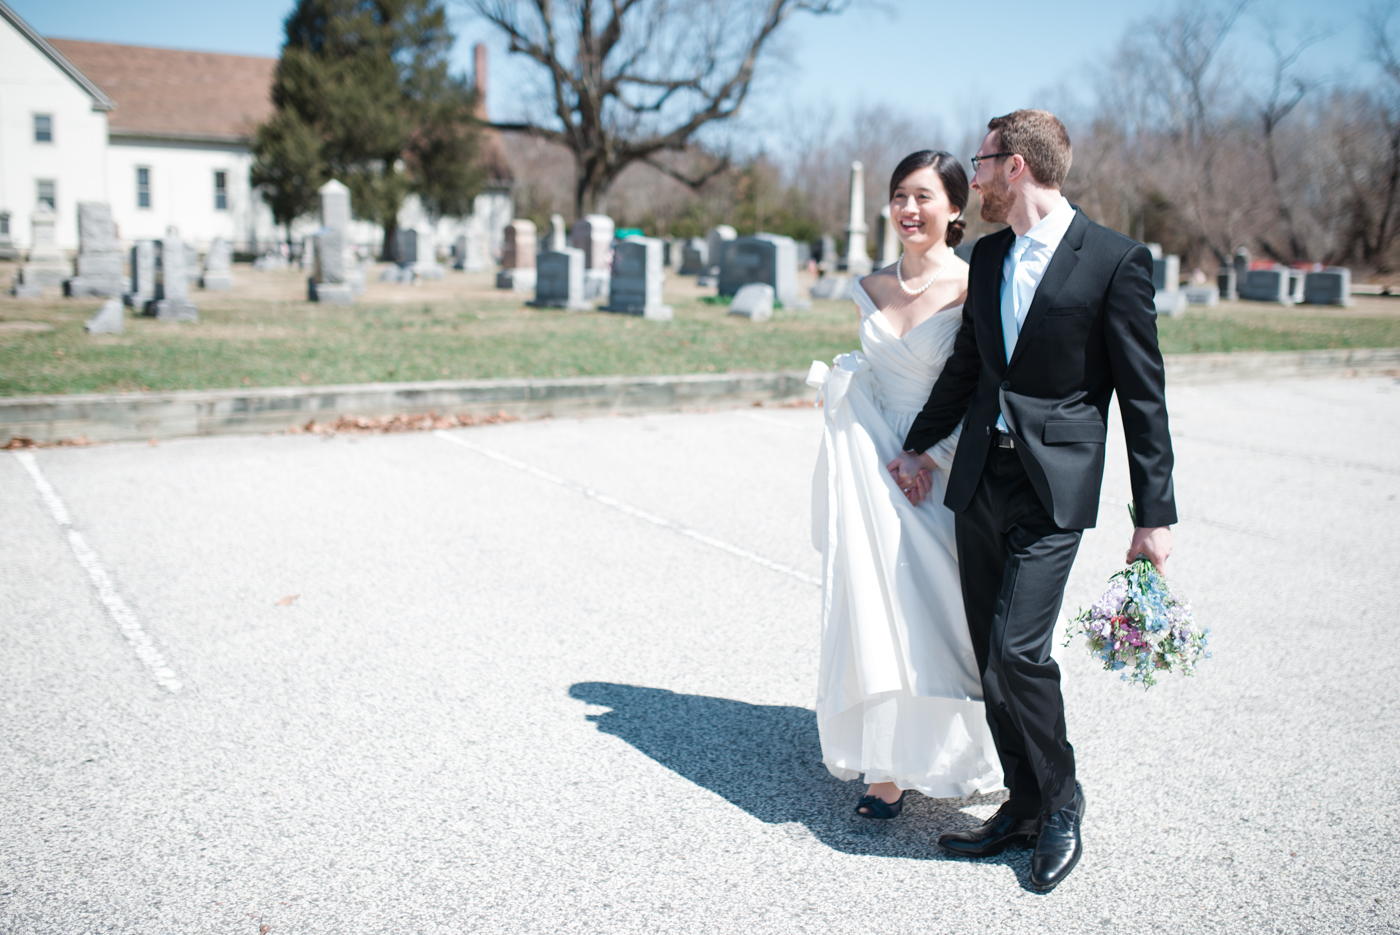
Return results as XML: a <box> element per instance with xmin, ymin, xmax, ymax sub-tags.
<box><xmin>809</xmin><ymin>282</ymin><xmax>1002</xmax><ymax>798</ymax></box>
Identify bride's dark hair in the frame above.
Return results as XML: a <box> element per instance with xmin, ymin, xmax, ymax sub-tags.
<box><xmin>888</xmin><ymin>151</ymin><xmax>969</xmax><ymax>247</ymax></box>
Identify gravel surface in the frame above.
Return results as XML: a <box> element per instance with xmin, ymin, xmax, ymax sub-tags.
<box><xmin>2</xmin><ymin>376</ymin><xmax>1398</xmax><ymax>934</ymax></box>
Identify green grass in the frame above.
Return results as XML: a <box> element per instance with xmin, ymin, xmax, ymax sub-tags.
<box><xmin>2</xmin><ymin>284</ymin><xmax>1397</xmax><ymax>397</ymax></box>
<box><xmin>0</xmin><ymin>293</ymin><xmax>862</xmax><ymax>396</ymax></box>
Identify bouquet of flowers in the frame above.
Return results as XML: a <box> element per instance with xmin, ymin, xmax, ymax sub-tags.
<box><xmin>1064</xmin><ymin>510</ymin><xmax>1208</xmax><ymax>688</ymax></box>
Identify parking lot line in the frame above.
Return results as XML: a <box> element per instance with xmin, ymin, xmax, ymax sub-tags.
<box><xmin>13</xmin><ymin>451</ymin><xmax>183</xmax><ymax>694</ymax></box>
<box><xmin>432</xmin><ymin>429</ymin><xmax>821</xmax><ymax>587</ymax></box>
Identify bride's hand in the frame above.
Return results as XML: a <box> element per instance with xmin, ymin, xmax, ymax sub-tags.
<box><xmin>904</xmin><ymin>468</ymin><xmax>932</xmax><ymax>505</ymax></box>
<box><xmin>887</xmin><ymin>452</ymin><xmax>936</xmax><ymax>502</ymax></box>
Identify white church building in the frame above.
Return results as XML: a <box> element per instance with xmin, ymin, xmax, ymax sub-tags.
<box><xmin>0</xmin><ymin>0</ymin><xmax>512</xmax><ymax>265</ymax></box>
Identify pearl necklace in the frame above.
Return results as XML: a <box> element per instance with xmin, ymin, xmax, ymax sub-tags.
<box><xmin>896</xmin><ymin>252</ymin><xmax>950</xmax><ymax>297</ymax></box>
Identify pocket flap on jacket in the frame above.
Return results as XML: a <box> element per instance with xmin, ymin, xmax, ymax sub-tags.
<box><xmin>1042</xmin><ymin>420</ymin><xmax>1106</xmax><ymax>444</ymax></box>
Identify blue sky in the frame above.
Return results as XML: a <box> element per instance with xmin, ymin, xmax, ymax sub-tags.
<box><xmin>13</xmin><ymin>0</ymin><xmax>1382</xmax><ymax>151</ymax></box>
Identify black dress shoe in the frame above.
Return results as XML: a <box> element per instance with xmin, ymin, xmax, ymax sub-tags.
<box><xmin>1030</xmin><ymin>783</ymin><xmax>1086</xmax><ymax>891</ymax></box>
<box><xmin>938</xmin><ymin>804</ymin><xmax>1039</xmax><ymax>857</ymax></box>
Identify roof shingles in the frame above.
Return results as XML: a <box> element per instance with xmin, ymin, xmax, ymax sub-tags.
<box><xmin>47</xmin><ymin>38</ymin><xmax>276</xmax><ymax>143</ymax></box>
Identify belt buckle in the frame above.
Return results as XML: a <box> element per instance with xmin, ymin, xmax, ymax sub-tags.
<box><xmin>996</xmin><ymin>432</ymin><xmax>1016</xmax><ymax>449</ymax></box>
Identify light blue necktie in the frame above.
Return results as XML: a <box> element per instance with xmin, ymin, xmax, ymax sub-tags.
<box><xmin>996</xmin><ymin>238</ymin><xmax>1032</xmax><ymax>433</ymax></box>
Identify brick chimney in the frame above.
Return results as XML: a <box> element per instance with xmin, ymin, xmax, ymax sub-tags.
<box><xmin>474</xmin><ymin>43</ymin><xmax>488</xmax><ymax>120</ymax></box>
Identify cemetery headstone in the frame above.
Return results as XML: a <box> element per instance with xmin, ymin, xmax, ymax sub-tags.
<box><xmin>1287</xmin><ymin>269</ymin><xmax>1305</xmax><ymax>304</ymax></box>
<box><xmin>452</xmin><ymin>234</ymin><xmax>468</xmax><ymax>270</ymax></box>
<box><xmin>570</xmin><ymin>215</ymin><xmax>614</xmax><ymax>299</ymax></box>
<box><xmin>810</xmin><ymin>275</ymin><xmax>853</xmax><ymax>301</ymax></box>
<box><xmin>548</xmin><ymin>214</ymin><xmax>567</xmax><ymax>252</ymax></box>
<box><xmin>1239</xmin><ymin>266</ymin><xmax>1291</xmax><ymax>304</ymax></box>
<box><xmin>127</xmin><ymin>240</ymin><xmax>156</xmax><ymax>308</ymax></box>
<box><xmin>529</xmin><ymin>247</ymin><xmax>589</xmax><ymax>310</ymax></box>
<box><xmin>150</xmin><ymin>227</ymin><xmax>198</xmax><ymax>321</ymax></box>
<box><xmin>0</xmin><ymin>211</ymin><xmax>17</xmax><ymax>261</ymax></box>
<box><xmin>64</xmin><ymin>202</ymin><xmax>124</xmax><ymax>298</ymax></box>
<box><xmin>320</xmin><ymin>180</ymin><xmax>364</xmax><ymax>294</ymax></box>
<box><xmin>844</xmin><ymin>161</ymin><xmax>871</xmax><ymax>275</ymax></box>
<box><xmin>85</xmin><ymin>298</ymin><xmax>123</xmax><ymax>334</ymax></box>
<box><xmin>816</xmin><ymin>234</ymin><xmax>838</xmax><ymax>273</ymax></box>
<box><xmin>1217</xmin><ymin>264</ymin><xmax>1237</xmax><ymax>301</ymax></box>
<box><xmin>1153</xmin><ymin>292</ymin><xmax>1187</xmax><ymax>316</ymax></box>
<box><xmin>876</xmin><ymin>205</ymin><xmax>899</xmax><ymax>268</ymax></box>
<box><xmin>1151</xmin><ymin>254</ymin><xmax>1180</xmax><ymax>292</ymax></box>
<box><xmin>602</xmin><ymin>237</ymin><xmax>671</xmax><ymax>320</ymax></box>
<box><xmin>699</xmin><ymin>225</ymin><xmax>735</xmax><ymax>286</ymax></box>
<box><xmin>729</xmin><ymin>283</ymin><xmax>774</xmax><ymax>323</ymax></box>
<box><xmin>1304</xmin><ymin>267</ymin><xmax>1352</xmax><ymax>306</ymax></box>
<box><xmin>200</xmin><ymin>236</ymin><xmax>233</xmax><ymax>291</ymax></box>
<box><xmin>719</xmin><ymin>234</ymin><xmax>800</xmax><ymax>307</ymax></box>
<box><xmin>497</xmin><ymin>219</ymin><xmax>538</xmax><ymax>291</ymax></box>
<box><xmin>1183</xmin><ymin>284</ymin><xmax>1220</xmax><ymax>306</ymax></box>
<box><xmin>309</xmin><ymin>227</ymin><xmax>354</xmax><ymax>303</ymax></box>
<box><xmin>414</xmin><ymin>227</ymin><xmax>445</xmax><ymax>280</ymax></box>
<box><xmin>12</xmin><ymin>203</ymin><xmax>68</xmax><ymax>296</ymax></box>
<box><xmin>1232</xmin><ymin>247</ymin><xmax>1250</xmax><ymax>293</ymax></box>
<box><xmin>679</xmin><ymin>238</ymin><xmax>707</xmax><ymax>275</ymax></box>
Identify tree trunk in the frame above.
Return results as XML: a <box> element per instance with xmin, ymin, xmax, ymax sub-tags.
<box><xmin>380</xmin><ymin>217</ymin><xmax>399</xmax><ymax>263</ymax></box>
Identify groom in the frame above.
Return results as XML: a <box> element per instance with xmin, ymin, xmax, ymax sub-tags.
<box><xmin>889</xmin><ymin>110</ymin><xmax>1177</xmax><ymax>891</ymax></box>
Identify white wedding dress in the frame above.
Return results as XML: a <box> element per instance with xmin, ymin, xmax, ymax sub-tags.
<box><xmin>808</xmin><ymin>280</ymin><xmax>1003</xmax><ymax>798</ymax></box>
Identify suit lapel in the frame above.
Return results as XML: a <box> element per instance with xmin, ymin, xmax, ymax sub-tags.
<box><xmin>974</xmin><ymin>228</ymin><xmax>1014</xmax><ymax>374</ymax></box>
<box><xmin>1006</xmin><ymin>208</ymin><xmax>1087</xmax><ymax>372</ymax></box>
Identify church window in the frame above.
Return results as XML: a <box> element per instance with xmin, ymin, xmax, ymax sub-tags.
<box><xmin>37</xmin><ymin>180</ymin><xmax>55</xmax><ymax>210</ymax></box>
<box><xmin>137</xmin><ymin>167</ymin><xmax>151</xmax><ymax>208</ymax></box>
<box><xmin>214</xmin><ymin>171</ymin><xmax>228</xmax><ymax>210</ymax></box>
<box><xmin>34</xmin><ymin>114</ymin><xmax>52</xmax><ymax>143</ymax></box>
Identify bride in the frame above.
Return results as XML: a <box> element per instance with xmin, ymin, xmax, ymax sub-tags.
<box><xmin>809</xmin><ymin>151</ymin><xmax>1003</xmax><ymax>818</ymax></box>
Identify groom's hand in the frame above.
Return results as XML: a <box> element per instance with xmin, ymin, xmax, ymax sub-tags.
<box><xmin>1127</xmin><ymin>526</ymin><xmax>1173</xmax><ymax>573</ymax></box>
<box><xmin>886</xmin><ymin>451</ymin><xmax>937</xmax><ymax>504</ymax></box>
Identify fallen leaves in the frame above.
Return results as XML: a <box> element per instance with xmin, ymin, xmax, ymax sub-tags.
<box><xmin>2</xmin><ymin>434</ymin><xmax>93</xmax><ymax>450</ymax></box>
<box><xmin>275</xmin><ymin>595</ymin><xmax>299</xmax><ymax>607</ymax></box>
<box><xmin>287</xmin><ymin>410</ymin><xmax>519</xmax><ymax>437</ymax></box>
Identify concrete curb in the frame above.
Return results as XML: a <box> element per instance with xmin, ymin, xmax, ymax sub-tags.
<box><xmin>2</xmin><ymin>348</ymin><xmax>1396</xmax><ymax>445</ymax></box>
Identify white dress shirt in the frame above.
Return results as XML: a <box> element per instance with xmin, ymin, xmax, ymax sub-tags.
<box><xmin>996</xmin><ymin>196</ymin><xmax>1076</xmax><ymax>433</ymax></box>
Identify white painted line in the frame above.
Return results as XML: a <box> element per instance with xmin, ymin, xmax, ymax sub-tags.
<box><xmin>13</xmin><ymin>452</ymin><xmax>183</xmax><ymax>694</ymax></box>
<box><xmin>432</xmin><ymin>430</ymin><xmax>821</xmax><ymax>588</ymax></box>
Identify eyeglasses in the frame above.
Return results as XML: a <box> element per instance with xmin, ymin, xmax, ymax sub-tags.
<box><xmin>970</xmin><ymin>152</ymin><xmax>1015</xmax><ymax>173</ymax></box>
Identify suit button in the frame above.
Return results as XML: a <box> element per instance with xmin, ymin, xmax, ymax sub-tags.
<box><xmin>1000</xmin><ymin>380</ymin><xmax>1011</xmax><ymax>390</ymax></box>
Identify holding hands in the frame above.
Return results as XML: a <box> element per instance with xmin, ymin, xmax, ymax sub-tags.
<box><xmin>886</xmin><ymin>450</ymin><xmax>938</xmax><ymax>505</ymax></box>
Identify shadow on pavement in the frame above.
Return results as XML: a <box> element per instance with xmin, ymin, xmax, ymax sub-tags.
<box><xmin>569</xmin><ymin>682</ymin><xmax>1033</xmax><ymax>882</ymax></box>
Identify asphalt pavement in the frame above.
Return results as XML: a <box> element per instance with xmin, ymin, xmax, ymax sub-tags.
<box><xmin>2</xmin><ymin>375</ymin><xmax>1398</xmax><ymax>934</ymax></box>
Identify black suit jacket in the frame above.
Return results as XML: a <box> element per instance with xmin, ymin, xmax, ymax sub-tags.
<box><xmin>903</xmin><ymin>208</ymin><xmax>1177</xmax><ymax>531</ymax></box>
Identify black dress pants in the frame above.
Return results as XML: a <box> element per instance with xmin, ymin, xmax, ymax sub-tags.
<box><xmin>955</xmin><ymin>444</ymin><xmax>1081</xmax><ymax>818</ymax></box>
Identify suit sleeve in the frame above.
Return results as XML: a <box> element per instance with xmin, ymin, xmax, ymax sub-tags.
<box><xmin>902</xmin><ymin>294</ymin><xmax>981</xmax><ymax>454</ymax></box>
<box><xmin>1103</xmin><ymin>243</ymin><xmax>1177</xmax><ymax>527</ymax></box>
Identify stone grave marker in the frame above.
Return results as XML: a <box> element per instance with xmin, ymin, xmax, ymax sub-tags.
<box><xmin>0</xmin><ymin>211</ymin><xmax>16</xmax><ymax>261</ymax></box>
<box><xmin>1287</xmin><ymin>269</ymin><xmax>1305</xmax><ymax>304</ymax></box>
<box><xmin>150</xmin><ymin>227</ymin><xmax>198</xmax><ymax>321</ymax></box>
<box><xmin>12</xmin><ymin>203</ymin><xmax>68</xmax><ymax>296</ymax></box>
<box><xmin>548</xmin><ymin>214</ymin><xmax>567</xmax><ymax>252</ymax></box>
<box><xmin>1217</xmin><ymin>265</ymin><xmax>1238</xmax><ymax>301</ymax></box>
<box><xmin>844</xmin><ymin>162</ymin><xmax>871</xmax><ymax>275</ymax></box>
<box><xmin>127</xmin><ymin>240</ymin><xmax>156</xmax><ymax>308</ymax></box>
<box><xmin>718</xmin><ymin>234</ymin><xmax>800</xmax><ymax>307</ymax></box>
<box><xmin>200</xmin><ymin>236</ymin><xmax>233</xmax><ymax>290</ymax></box>
<box><xmin>602</xmin><ymin>237</ymin><xmax>671</xmax><ymax>320</ymax></box>
<box><xmin>729</xmin><ymin>283</ymin><xmax>774</xmax><ymax>322</ymax></box>
<box><xmin>679</xmin><ymin>238</ymin><xmax>707</xmax><ymax>275</ymax></box>
<box><xmin>570</xmin><ymin>215</ymin><xmax>614</xmax><ymax>299</ymax></box>
<box><xmin>1151</xmin><ymin>254</ymin><xmax>1180</xmax><ymax>293</ymax></box>
<box><xmin>64</xmin><ymin>202</ymin><xmax>124</xmax><ymax>298</ymax></box>
<box><xmin>85</xmin><ymin>298</ymin><xmax>123</xmax><ymax>334</ymax></box>
<box><xmin>1304</xmin><ymin>267</ymin><xmax>1352</xmax><ymax>306</ymax></box>
<box><xmin>1239</xmin><ymin>266</ymin><xmax>1291</xmax><ymax>304</ymax></box>
<box><xmin>699</xmin><ymin>225</ymin><xmax>735</xmax><ymax>285</ymax></box>
<box><xmin>816</xmin><ymin>234</ymin><xmax>838</xmax><ymax>273</ymax></box>
<box><xmin>1183</xmin><ymin>284</ymin><xmax>1220</xmax><ymax>306</ymax></box>
<box><xmin>529</xmin><ymin>247</ymin><xmax>589</xmax><ymax>310</ymax></box>
<box><xmin>876</xmin><ymin>205</ymin><xmax>899</xmax><ymax>268</ymax></box>
<box><xmin>497</xmin><ymin>219</ymin><xmax>537</xmax><ymax>291</ymax></box>
<box><xmin>1232</xmin><ymin>248</ymin><xmax>1250</xmax><ymax>293</ymax></box>
<box><xmin>309</xmin><ymin>227</ymin><xmax>354</xmax><ymax>304</ymax></box>
<box><xmin>811</xmin><ymin>275</ymin><xmax>853</xmax><ymax>301</ymax></box>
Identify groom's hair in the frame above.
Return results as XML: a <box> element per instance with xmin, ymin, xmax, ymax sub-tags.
<box><xmin>987</xmin><ymin>110</ymin><xmax>1072</xmax><ymax>189</ymax></box>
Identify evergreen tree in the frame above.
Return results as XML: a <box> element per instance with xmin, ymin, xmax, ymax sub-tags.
<box><xmin>252</xmin><ymin>0</ymin><xmax>484</xmax><ymax>256</ymax></box>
